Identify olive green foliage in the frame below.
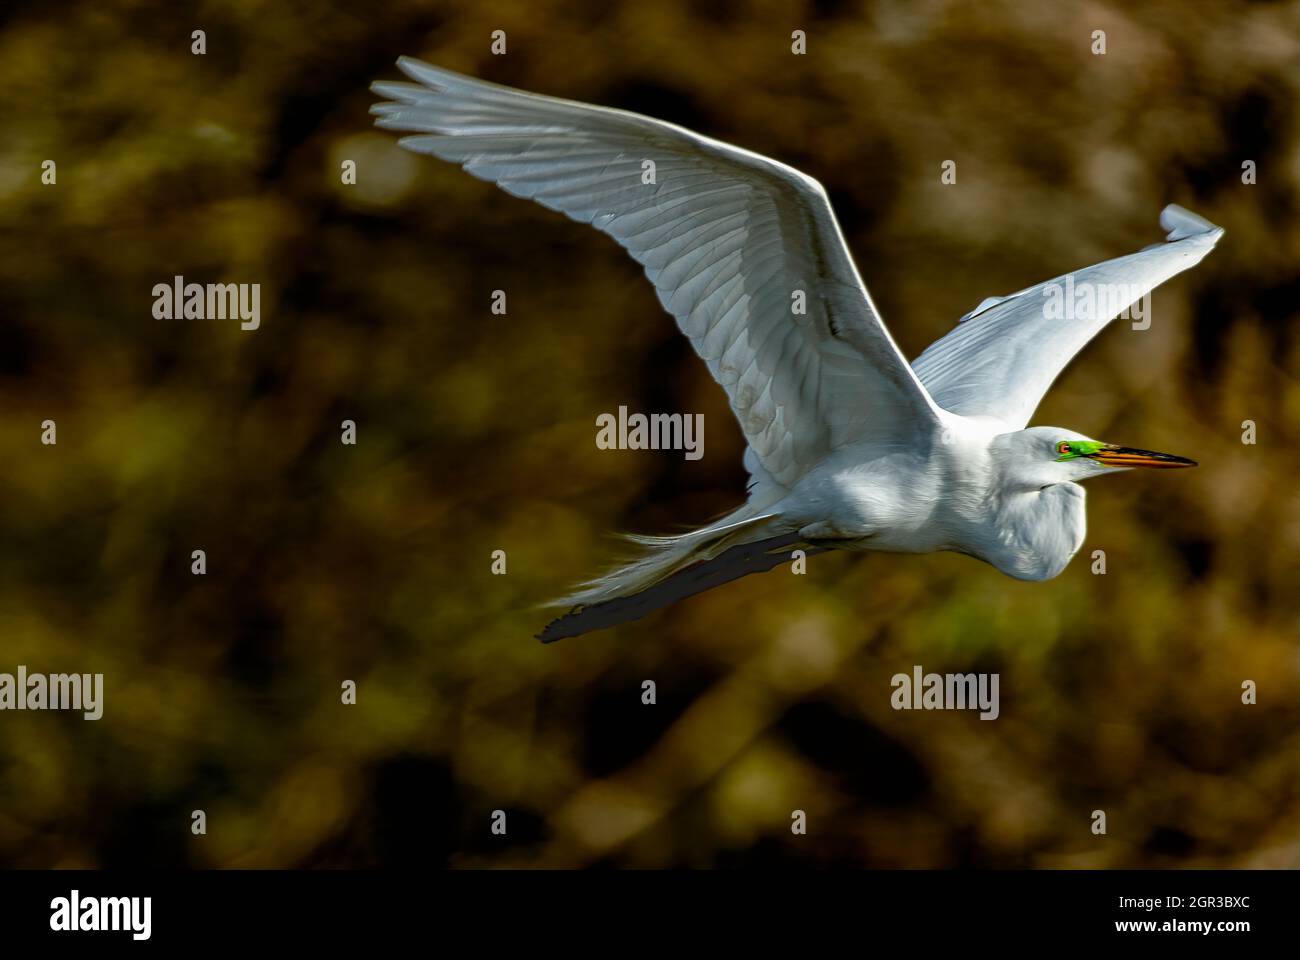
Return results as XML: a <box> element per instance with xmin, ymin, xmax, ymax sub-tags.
<box><xmin>0</xmin><ymin>0</ymin><xmax>1298</xmax><ymax>867</ymax></box>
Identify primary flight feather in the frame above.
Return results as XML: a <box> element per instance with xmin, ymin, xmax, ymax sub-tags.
<box><xmin>370</xmin><ymin>58</ymin><xmax>1223</xmax><ymax>641</ymax></box>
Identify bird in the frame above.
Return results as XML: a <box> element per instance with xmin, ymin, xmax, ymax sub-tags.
<box><xmin>370</xmin><ymin>58</ymin><xmax>1222</xmax><ymax>642</ymax></box>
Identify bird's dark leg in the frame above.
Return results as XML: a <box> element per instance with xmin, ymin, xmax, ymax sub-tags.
<box><xmin>537</xmin><ymin>532</ymin><xmax>828</xmax><ymax>643</ymax></box>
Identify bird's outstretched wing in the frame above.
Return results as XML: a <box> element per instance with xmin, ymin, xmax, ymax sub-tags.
<box><xmin>372</xmin><ymin>59</ymin><xmax>942</xmax><ymax>488</ymax></box>
<box><xmin>911</xmin><ymin>204</ymin><xmax>1223</xmax><ymax>430</ymax></box>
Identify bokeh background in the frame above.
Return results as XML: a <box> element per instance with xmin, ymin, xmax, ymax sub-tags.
<box><xmin>1</xmin><ymin>0</ymin><xmax>1298</xmax><ymax>868</ymax></box>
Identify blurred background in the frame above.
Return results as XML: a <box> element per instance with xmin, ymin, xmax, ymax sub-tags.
<box><xmin>0</xmin><ymin>0</ymin><xmax>1298</xmax><ymax>868</ymax></box>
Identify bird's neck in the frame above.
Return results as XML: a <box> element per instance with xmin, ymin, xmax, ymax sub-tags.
<box><xmin>982</xmin><ymin>483</ymin><xmax>1088</xmax><ymax>582</ymax></box>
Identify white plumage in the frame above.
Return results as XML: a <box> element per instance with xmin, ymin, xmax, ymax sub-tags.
<box><xmin>912</xmin><ymin>204</ymin><xmax>1223</xmax><ymax>428</ymax></box>
<box><xmin>371</xmin><ymin>59</ymin><xmax>1222</xmax><ymax>639</ymax></box>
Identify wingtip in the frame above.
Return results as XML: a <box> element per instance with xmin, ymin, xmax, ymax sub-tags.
<box><xmin>370</xmin><ymin>57</ymin><xmax>423</xmax><ymax>91</ymax></box>
<box><xmin>1160</xmin><ymin>203</ymin><xmax>1224</xmax><ymax>242</ymax></box>
<box><xmin>395</xmin><ymin>55</ymin><xmax>451</xmax><ymax>87</ymax></box>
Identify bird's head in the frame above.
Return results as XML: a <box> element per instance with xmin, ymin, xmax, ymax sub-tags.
<box><xmin>996</xmin><ymin>426</ymin><xmax>1197</xmax><ymax>489</ymax></box>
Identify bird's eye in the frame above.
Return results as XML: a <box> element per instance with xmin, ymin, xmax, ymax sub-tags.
<box><xmin>1057</xmin><ymin>442</ymin><xmax>1071</xmax><ymax>455</ymax></box>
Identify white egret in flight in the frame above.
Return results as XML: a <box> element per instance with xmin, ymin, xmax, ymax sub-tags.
<box><xmin>371</xmin><ymin>59</ymin><xmax>1222</xmax><ymax>641</ymax></box>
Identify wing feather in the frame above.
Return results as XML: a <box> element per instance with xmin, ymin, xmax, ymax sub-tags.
<box><xmin>912</xmin><ymin>205</ymin><xmax>1223</xmax><ymax>428</ymax></box>
<box><xmin>372</xmin><ymin>58</ymin><xmax>941</xmax><ymax>488</ymax></box>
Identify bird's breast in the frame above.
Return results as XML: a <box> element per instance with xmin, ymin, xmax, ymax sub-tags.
<box><xmin>969</xmin><ymin>482</ymin><xmax>1088</xmax><ymax>581</ymax></box>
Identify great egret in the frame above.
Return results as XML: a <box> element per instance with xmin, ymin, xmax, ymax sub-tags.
<box><xmin>370</xmin><ymin>59</ymin><xmax>1222</xmax><ymax>641</ymax></box>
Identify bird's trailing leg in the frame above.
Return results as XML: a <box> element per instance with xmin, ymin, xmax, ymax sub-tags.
<box><xmin>537</xmin><ymin>532</ymin><xmax>827</xmax><ymax>642</ymax></box>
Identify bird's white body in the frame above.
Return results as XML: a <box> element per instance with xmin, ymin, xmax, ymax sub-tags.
<box><xmin>774</xmin><ymin>415</ymin><xmax>1087</xmax><ymax>580</ymax></box>
<box><xmin>371</xmin><ymin>59</ymin><xmax>1221</xmax><ymax>631</ymax></box>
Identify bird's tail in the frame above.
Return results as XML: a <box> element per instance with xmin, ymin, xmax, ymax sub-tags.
<box><xmin>550</xmin><ymin>505</ymin><xmax>787</xmax><ymax>610</ymax></box>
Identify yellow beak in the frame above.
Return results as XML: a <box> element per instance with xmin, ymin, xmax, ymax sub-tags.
<box><xmin>1088</xmin><ymin>445</ymin><xmax>1198</xmax><ymax>469</ymax></box>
